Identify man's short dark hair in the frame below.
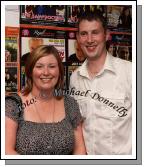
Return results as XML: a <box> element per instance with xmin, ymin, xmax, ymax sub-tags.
<box><xmin>77</xmin><ymin>11</ymin><xmax>107</xmax><ymax>32</ymax></box>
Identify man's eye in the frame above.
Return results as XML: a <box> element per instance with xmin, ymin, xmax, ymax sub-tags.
<box><xmin>80</xmin><ymin>32</ymin><xmax>87</xmax><ymax>36</ymax></box>
<box><xmin>92</xmin><ymin>31</ymin><xmax>99</xmax><ymax>35</ymax></box>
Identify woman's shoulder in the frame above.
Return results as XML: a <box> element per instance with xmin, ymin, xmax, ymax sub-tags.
<box><xmin>6</xmin><ymin>92</ymin><xmax>22</xmax><ymax>103</ymax></box>
<box><xmin>63</xmin><ymin>94</ymin><xmax>82</xmax><ymax>128</ymax></box>
<box><xmin>64</xmin><ymin>94</ymin><xmax>79</xmax><ymax>113</ymax></box>
<box><xmin>64</xmin><ymin>94</ymin><xmax>77</xmax><ymax>104</ymax></box>
<box><xmin>5</xmin><ymin>93</ymin><xmax>24</xmax><ymax>122</ymax></box>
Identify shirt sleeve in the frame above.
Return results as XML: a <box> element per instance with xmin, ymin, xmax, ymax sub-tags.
<box><xmin>5</xmin><ymin>95</ymin><xmax>22</xmax><ymax>123</ymax></box>
<box><xmin>66</xmin><ymin>95</ymin><xmax>83</xmax><ymax>129</ymax></box>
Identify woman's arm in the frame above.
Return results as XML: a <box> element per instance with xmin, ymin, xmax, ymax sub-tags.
<box><xmin>73</xmin><ymin>123</ymin><xmax>87</xmax><ymax>155</ymax></box>
<box><xmin>5</xmin><ymin>117</ymin><xmax>19</xmax><ymax>155</ymax></box>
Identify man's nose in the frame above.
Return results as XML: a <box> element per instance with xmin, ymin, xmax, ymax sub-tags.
<box><xmin>87</xmin><ymin>34</ymin><xmax>94</xmax><ymax>43</ymax></box>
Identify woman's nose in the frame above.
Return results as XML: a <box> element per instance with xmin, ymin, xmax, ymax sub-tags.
<box><xmin>43</xmin><ymin>67</ymin><xmax>49</xmax><ymax>75</ymax></box>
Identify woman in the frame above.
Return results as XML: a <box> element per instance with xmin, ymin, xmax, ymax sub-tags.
<box><xmin>5</xmin><ymin>45</ymin><xmax>87</xmax><ymax>155</ymax></box>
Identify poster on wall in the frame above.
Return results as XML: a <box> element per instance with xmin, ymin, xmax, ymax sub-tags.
<box><xmin>106</xmin><ymin>31</ymin><xmax>132</xmax><ymax>61</ymax></box>
<box><xmin>21</xmin><ymin>37</ymin><xmax>65</xmax><ymax>64</ymax></box>
<box><xmin>5</xmin><ymin>36</ymin><xmax>18</xmax><ymax>62</ymax></box>
<box><xmin>20</xmin><ymin>27</ymin><xmax>66</xmax><ymax>88</ymax></box>
<box><xmin>20</xmin><ymin>5</ymin><xmax>66</xmax><ymax>26</ymax></box>
<box><xmin>106</xmin><ymin>41</ymin><xmax>132</xmax><ymax>61</ymax></box>
<box><xmin>67</xmin><ymin>5</ymin><xmax>106</xmax><ymax>27</ymax></box>
<box><xmin>5</xmin><ymin>67</ymin><xmax>18</xmax><ymax>92</ymax></box>
<box><xmin>107</xmin><ymin>5</ymin><xmax>132</xmax><ymax>31</ymax></box>
<box><xmin>67</xmin><ymin>31</ymin><xmax>85</xmax><ymax>66</ymax></box>
<box><xmin>20</xmin><ymin>28</ymin><xmax>66</xmax><ymax>64</ymax></box>
<box><xmin>110</xmin><ymin>33</ymin><xmax>132</xmax><ymax>46</ymax></box>
<box><xmin>5</xmin><ymin>27</ymin><xmax>20</xmax><ymax>93</ymax></box>
<box><xmin>116</xmin><ymin>45</ymin><xmax>132</xmax><ymax>61</ymax></box>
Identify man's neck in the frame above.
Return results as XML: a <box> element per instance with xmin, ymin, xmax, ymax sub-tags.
<box><xmin>87</xmin><ymin>52</ymin><xmax>107</xmax><ymax>75</ymax></box>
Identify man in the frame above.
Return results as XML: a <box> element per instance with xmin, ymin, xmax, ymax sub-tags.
<box><xmin>21</xmin><ymin>38</ymin><xmax>44</xmax><ymax>66</ymax></box>
<box><xmin>69</xmin><ymin>11</ymin><xmax>132</xmax><ymax>155</ymax></box>
<box><xmin>68</xmin><ymin>40</ymin><xmax>85</xmax><ymax>65</ymax></box>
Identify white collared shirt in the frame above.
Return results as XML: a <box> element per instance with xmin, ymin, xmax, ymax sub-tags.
<box><xmin>69</xmin><ymin>53</ymin><xmax>132</xmax><ymax>155</ymax></box>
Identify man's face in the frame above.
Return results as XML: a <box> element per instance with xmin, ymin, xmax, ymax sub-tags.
<box><xmin>29</xmin><ymin>39</ymin><xmax>43</xmax><ymax>53</ymax></box>
<box><xmin>77</xmin><ymin>20</ymin><xmax>107</xmax><ymax>60</ymax></box>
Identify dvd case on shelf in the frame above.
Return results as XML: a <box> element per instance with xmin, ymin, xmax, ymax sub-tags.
<box><xmin>5</xmin><ymin>36</ymin><xmax>18</xmax><ymax>62</ymax></box>
<box><xmin>20</xmin><ymin>5</ymin><xmax>66</xmax><ymax>26</ymax></box>
<box><xmin>5</xmin><ymin>67</ymin><xmax>18</xmax><ymax>92</ymax></box>
<box><xmin>5</xmin><ymin>27</ymin><xmax>20</xmax><ymax>93</ymax></box>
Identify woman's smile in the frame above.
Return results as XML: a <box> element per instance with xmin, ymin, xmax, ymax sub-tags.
<box><xmin>32</xmin><ymin>54</ymin><xmax>59</xmax><ymax>91</ymax></box>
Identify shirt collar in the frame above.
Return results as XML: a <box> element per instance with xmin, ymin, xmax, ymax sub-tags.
<box><xmin>104</xmin><ymin>52</ymin><xmax>117</xmax><ymax>74</ymax></box>
<box><xmin>78</xmin><ymin>52</ymin><xmax>117</xmax><ymax>78</ymax></box>
<box><xmin>78</xmin><ymin>59</ymin><xmax>89</xmax><ymax>78</ymax></box>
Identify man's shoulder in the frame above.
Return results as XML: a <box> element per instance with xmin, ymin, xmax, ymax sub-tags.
<box><xmin>69</xmin><ymin>65</ymin><xmax>83</xmax><ymax>87</ymax></box>
<box><xmin>111</xmin><ymin>56</ymin><xmax>132</xmax><ymax>77</ymax></box>
<box><xmin>69</xmin><ymin>53</ymin><xmax>76</xmax><ymax>59</ymax></box>
<box><xmin>70</xmin><ymin>65</ymin><xmax>81</xmax><ymax>77</ymax></box>
<box><xmin>112</xmin><ymin>56</ymin><xmax>132</xmax><ymax>68</ymax></box>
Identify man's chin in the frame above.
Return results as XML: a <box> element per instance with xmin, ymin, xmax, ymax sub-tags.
<box><xmin>87</xmin><ymin>54</ymin><xmax>100</xmax><ymax>60</ymax></box>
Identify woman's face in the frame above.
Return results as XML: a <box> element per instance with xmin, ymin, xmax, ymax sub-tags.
<box><xmin>32</xmin><ymin>54</ymin><xmax>59</xmax><ymax>92</ymax></box>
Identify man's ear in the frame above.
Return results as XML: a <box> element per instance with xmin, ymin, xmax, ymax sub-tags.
<box><xmin>76</xmin><ymin>32</ymin><xmax>80</xmax><ymax>42</ymax></box>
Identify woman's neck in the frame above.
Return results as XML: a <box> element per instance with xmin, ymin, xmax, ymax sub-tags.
<box><xmin>31</xmin><ymin>88</ymin><xmax>54</xmax><ymax>101</ymax></box>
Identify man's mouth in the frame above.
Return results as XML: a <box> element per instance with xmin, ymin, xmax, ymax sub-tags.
<box><xmin>86</xmin><ymin>45</ymin><xmax>96</xmax><ymax>52</ymax></box>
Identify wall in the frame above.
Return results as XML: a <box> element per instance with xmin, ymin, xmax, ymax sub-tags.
<box><xmin>5</xmin><ymin>5</ymin><xmax>19</xmax><ymax>27</ymax></box>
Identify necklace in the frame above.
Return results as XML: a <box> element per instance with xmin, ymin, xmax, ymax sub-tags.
<box><xmin>38</xmin><ymin>90</ymin><xmax>53</xmax><ymax>101</ymax></box>
<box><xmin>30</xmin><ymin>93</ymin><xmax>55</xmax><ymax>123</ymax></box>
<box><xmin>30</xmin><ymin>93</ymin><xmax>56</xmax><ymax>151</ymax></box>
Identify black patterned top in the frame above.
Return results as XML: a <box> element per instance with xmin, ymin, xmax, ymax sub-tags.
<box><xmin>5</xmin><ymin>93</ymin><xmax>82</xmax><ymax>155</ymax></box>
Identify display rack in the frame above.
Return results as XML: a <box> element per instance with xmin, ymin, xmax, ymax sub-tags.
<box><xmin>5</xmin><ymin>5</ymin><xmax>132</xmax><ymax>93</ymax></box>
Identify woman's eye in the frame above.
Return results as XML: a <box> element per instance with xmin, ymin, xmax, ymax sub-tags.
<box><xmin>35</xmin><ymin>66</ymin><xmax>43</xmax><ymax>68</ymax></box>
<box><xmin>49</xmin><ymin>65</ymin><xmax>56</xmax><ymax>68</ymax></box>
